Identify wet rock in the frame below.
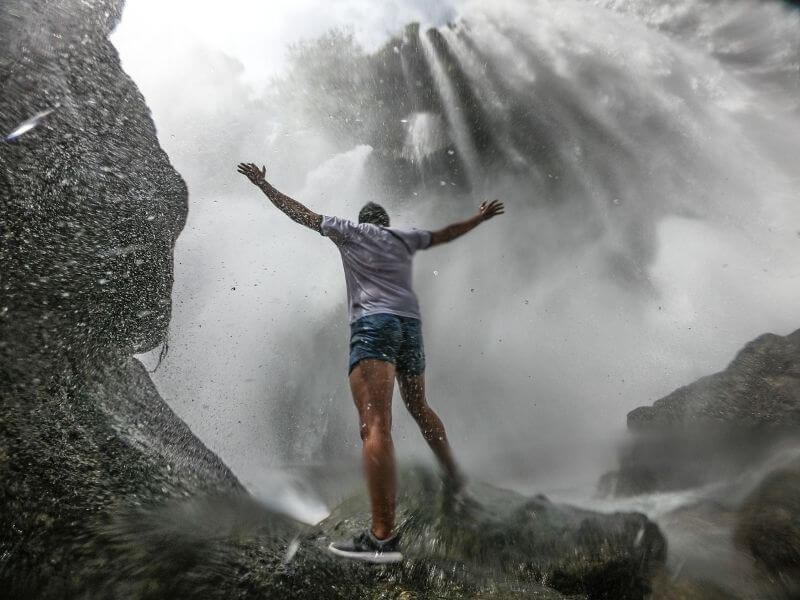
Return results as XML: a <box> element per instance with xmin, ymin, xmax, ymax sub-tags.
<box><xmin>312</xmin><ymin>467</ymin><xmax>666</xmax><ymax>600</ymax></box>
<box><xmin>1</xmin><ymin>0</ymin><xmax>206</xmax><ymax>596</ymax></box>
<box><xmin>602</xmin><ymin>329</ymin><xmax>800</xmax><ymax>496</ymax></box>
<box><xmin>647</xmin><ymin>570</ymin><xmax>737</xmax><ymax>600</ymax></box>
<box><xmin>627</xmin><ymin>330</ymin><xmax>800</xmax><ymax>431</ymax></box>
<box><xmin>1</xmin><ymin>0</ymin><xmax>188</xmax><ymax>386</ymax></box>
<box><xmin>0</xmin><ymin>355</ymin><xmax>246</xmax><ymax>598</ymax></box>
<box><xmin>735</xmin><ymin>461</ymin><xmax>800</xmax><ymax>597</ymax></box>
<box><xmin>81</xmin><ymin>467</ymin><xmax>657</xmax><ymax>599</ymax></box>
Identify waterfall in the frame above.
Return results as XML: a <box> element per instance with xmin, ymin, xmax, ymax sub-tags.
<box><xmin>418</xmin><ymin>27</ymin><xmax>485</xmax><ymax>192</ymax></box>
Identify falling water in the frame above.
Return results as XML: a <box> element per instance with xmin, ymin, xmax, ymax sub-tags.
<box><xmin>417</xmin><ymin>28</ymin><xmax>484</xmax><ymax>191</ymax></box>
<box><xmin>401</xmin><ymin>112</ymin><xmax>448</xmax><ymax>172</ymax></box>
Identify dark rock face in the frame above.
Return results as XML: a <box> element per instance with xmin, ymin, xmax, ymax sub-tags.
<box><xmin>602</xmin><ymin>329</ymin><xmax>800</xmax><ymax>496</ymax></box>
<box><xmin>0</xmin><ymin>0</ymin><xmax>238</xmax><ymax>596</ymax></box>
<box><xmin>735</xmin><ymin>461</ymin><xmax>800</xmax><ymax>597</ymax></box>
<box><xmin>1</xmin><ymin>0</ymin><xmax>187</xmax><ymax>385</ymax></box>
<box><xmin>0</xmin><ymin>355</ymin><xmax>246</xmax><ymax>598</ymax></box>
<box><xmin>627</xmin><ymin>330</ymin><xmax>800</xmax><ymax>431</ymax></box>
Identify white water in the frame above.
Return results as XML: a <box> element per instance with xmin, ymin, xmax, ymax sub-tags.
<box><xmin>418</xmin><ymin>31</ymin><xmax>484</xmax><ymax>190</ymax></box>
<box><xmin>114</xmin><ymin>0</ymin><xmax>800</xmax><ymax>551</ymax></box>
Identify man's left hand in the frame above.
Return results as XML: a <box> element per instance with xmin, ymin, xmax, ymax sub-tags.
<box><xmin>479</xmin><ymin>199</ymin><xmax>505</xmax><ymax>221</ymax></box>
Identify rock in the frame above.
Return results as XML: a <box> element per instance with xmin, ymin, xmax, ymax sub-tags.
<box><xmin>602</xmin><ymin>329</ymin><xmax>800</xmax><ymax>496</ymax></box>
<box><xmin>312</xmin><ymin>467</ymin><xmax>666</xmax><ymax>600</ymax></box>
<box><xmin>0</xmin><ymin>0</ymin><xmax>222</xmax><ymax>596</ymax></box>
<box><xmin>1</xmin><ymin>0</ymin><xmax>187</xmax><ymax>385</ymax></box>
<box><xmin>76</xmin><ymin>466</ymin><xmax>664</xmax><ymax>599</ymax></box>
<box><xmin>647</xmin><ymin>571</ymin><xmax>737</xmax><ymax>600</ymax></box>
<box><xmin>0</xmin><ymin>355</ymin><xmax>251</xmax><ymax>598</ymax></box>
<box><xmin>735</xmin><ymin>461</ymin><xmax>800</xmax><ymax>597</ymax></box>
<box><xmin>627</xmin><ymin>330</ymin><xmax>800</xmax><ymax>431</ymax></box>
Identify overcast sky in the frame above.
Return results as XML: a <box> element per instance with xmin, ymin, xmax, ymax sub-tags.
<box><xmin>113</xmin><ymin>0</ymin><xmax>463</xmax><ymax>89</ymax></box>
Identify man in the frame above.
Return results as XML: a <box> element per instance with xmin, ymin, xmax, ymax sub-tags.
<box><xmin>237</xmin><ymin>162</ymin><xmax>504</xmax><ymax>563</ymax></box>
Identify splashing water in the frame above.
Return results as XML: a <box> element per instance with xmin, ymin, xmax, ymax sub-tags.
<box><xmin>3</xmin><ymin>105</ymin><xmax>58</xmax><ymax>141</ymax></box>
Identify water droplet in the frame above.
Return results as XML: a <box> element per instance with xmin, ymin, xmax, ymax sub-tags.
<box><xmin>433</xmin><ymin>270</ymin><xmax>439</xmax><ymax>276</ymax></box>
<box><xmin>284</xmin><ymin>537</ymin><xmax>301</xmax><ymax>564</ymax></box>
<box><xmin>3</xmin><ymin>105</ymin><xmax>59</xmax><ymax>141</ymax></box>
<box><xmin>633</xmin><ymin>527</ymin><xmax>644</xmax><ymax>547</ymax></box>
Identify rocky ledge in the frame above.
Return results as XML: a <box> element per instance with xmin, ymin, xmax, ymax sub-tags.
<box><xmin>600</xmin><ymin>328</ymin><xmax>800</xmax><ymax>497</ymax></box>
<box><xmin>18</xmin><ymin>465</ymin><xmax>666</xmax><ymax>599</ymax></box>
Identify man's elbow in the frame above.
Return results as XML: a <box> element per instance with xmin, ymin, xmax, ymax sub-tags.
<box><xmin>429</xmin><ymin>231</ymin><xmax>447</xmax><ymax>247</ymax></box>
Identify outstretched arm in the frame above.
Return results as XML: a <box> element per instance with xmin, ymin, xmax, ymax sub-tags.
<box><xmin>237</xmin><ymin>162</ymin><xmax>323</xmax><ymax>232</ymax></box>
<box><xmin>429</xmin><ymin>199</ymin><xmax>505</xmax><ymax>247</ymax></box>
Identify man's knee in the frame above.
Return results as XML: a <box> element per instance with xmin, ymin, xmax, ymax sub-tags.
<box><xmin>360</xmin><ymin>418</ymin><xmax>392</xmax><ymax>442</ymax></box>
<box><xmin>405</xmin><ymin>397</ymin><xmax>430</xmax><ymax>422</ymax></box>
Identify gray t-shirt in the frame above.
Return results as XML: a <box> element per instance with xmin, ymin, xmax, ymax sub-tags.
<box><xmin>320</xmin><ymin>216</ymin><xmax>432</xmax><ymax>323</ymax></box>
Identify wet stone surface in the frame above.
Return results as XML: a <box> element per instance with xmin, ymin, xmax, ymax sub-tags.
<box><xmin>602</xmin><ymin>329</ymin><xmax>800</xmax><ymax>497</ymax></box>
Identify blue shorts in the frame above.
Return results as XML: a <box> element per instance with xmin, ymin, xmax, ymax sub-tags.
<box><xmin>349</xmin><ymin>313</ymin><xmax>426</xmax><ymax>375</ymax></box>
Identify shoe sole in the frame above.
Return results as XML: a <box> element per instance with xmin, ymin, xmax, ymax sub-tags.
<box><xmin>327</xmin><ymin>543</ymin><xmax>403</xmax><ymax>564</ymax></box>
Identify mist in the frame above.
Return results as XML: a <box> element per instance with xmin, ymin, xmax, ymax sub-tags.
<box><xmin>111</xmin><ymin>0</ymin><xmax>800</xmax><ymax>517</ymax></box>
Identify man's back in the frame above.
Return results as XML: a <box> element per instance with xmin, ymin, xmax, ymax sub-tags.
<box><xmin>320</xmin><ymin>216</ymin><xmax>432</xmax><ymax>323</ymax></box>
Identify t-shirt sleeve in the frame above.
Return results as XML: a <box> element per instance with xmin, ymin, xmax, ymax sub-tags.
<box><xmin>320</xmin><ymin>215</ymin><xmax>357</xmax><ymax>246</ymax></box>
<box><xmin>396</xmin><ymin>228</ymin><xmax>433</xmax><ymax>252</ymax></box>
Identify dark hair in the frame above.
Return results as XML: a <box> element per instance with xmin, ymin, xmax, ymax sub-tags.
<box><xmin>358</xmin><ymin>202</ymin><xmax>390</xmax><ymax>227</ymax></box>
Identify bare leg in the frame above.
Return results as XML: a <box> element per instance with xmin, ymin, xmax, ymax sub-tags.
<box><xmin>397</xmin><ymin>372</ymin><xmax>461</xmax><ymax>482</ymax></box>
<box><xmin>349</xmin><ymin>359</ymin><xmax>396</xmax><ymax>540</ymax></box>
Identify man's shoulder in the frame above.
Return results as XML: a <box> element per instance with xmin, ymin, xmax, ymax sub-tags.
<box><xmin>384</xmin><ymin>226</ymin><xmax>432</xmax><ymax>251</ymax></box>
<box><xmin>321</xmin><ymin>215</ymin><xmax>357</xmax><ymax>237</ymax></box>
<box><xmin>322</xmin><ymin>215</ymin><xmax>355</xmax><ymax>226</ymax></box>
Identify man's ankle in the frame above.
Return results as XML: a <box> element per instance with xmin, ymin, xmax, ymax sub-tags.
<box><xmin>444</xmin><ymin>469</ymin><xmax>465</xmax><ymax>491</ymax></box>
<box><xmin>371</xmin><ymin>528</ymin><xmax>392</xmax><ymax>541</ymax></box>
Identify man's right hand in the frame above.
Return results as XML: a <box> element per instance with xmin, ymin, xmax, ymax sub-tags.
<box><xmin>237</xmin><ymin>162</ymin><xmax>266</xmax><ymax>186</ymax></box>
<box><xmin>479</xmin><ymin>199</ymin><xmax>505</xmax><ymax>221</ymax></box>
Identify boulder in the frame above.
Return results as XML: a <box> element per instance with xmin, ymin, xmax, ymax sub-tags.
<box><xmin>602</xmin><ymin>329</ymin><xmax>800</xmax><ymax>496</ymax></box>
<box><xmin>312</xmin><ymin>467</ymin><xmax>666</xmax><ymax>600</ymax></box>
<box><xmin>735</xmin><ymin>461</ymin><xmax>800</xmax><ymax>597</ymax></box>
<box><xmin>627</xmin><ymin>330</ymin><xmax>800</xmax><ymax>431</ymax></box>
<box><xmin>0</xmin><ymin>355</ymin><xmax>249</xmax><ymax>598</ymax></box>
<box><xmin>64</xmin><ymin>467</ymin><xmax>665</xmax><ymax>600</ymax></box>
